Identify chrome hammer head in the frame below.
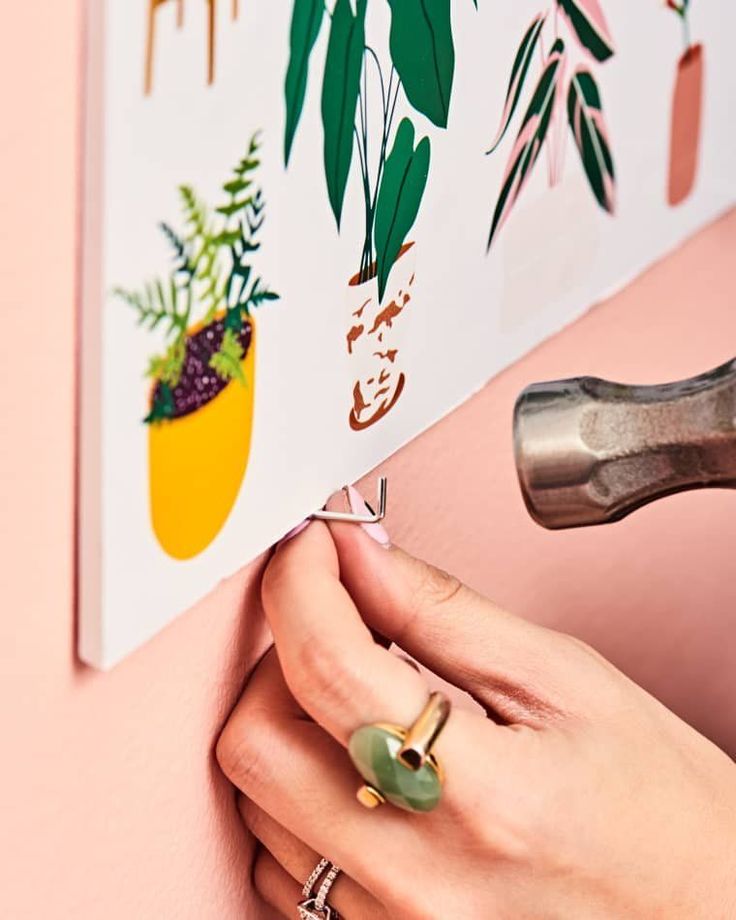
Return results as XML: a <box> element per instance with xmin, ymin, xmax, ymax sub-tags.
<box><xmin>513</xmin><ymin>359</ymin><xmax>736</xmax><ymax>529</ymax></box>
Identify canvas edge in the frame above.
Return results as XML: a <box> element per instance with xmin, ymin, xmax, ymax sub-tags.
<box><xmin>77</xmin><ymin>0</ymin><xmax>107</xmax><ymax>669</ymax></box>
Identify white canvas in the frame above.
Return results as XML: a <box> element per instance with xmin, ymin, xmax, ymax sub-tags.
<box><xmin>79</xmin><ymin>0</ymin><xmax>736</xmax><ymax>668</ymax></box>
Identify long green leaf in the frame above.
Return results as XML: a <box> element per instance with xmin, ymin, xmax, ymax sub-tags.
<box><xmin>374</xmin><ymin>117</ymin><xmax>431</xmax><ymax>302</ymax></box>
<box><xmin>557</xmin><ymin>0</ymin><xmax>614</xmax><ymax>62</ymax></box>
<box><xmin>388</xmin><ymin>0</ymin><xmax>455</xmax><ymax>129</ymax></box>
<box><xmin>486</xmin><ymin>14</ymin><xmax>546</xmax><ymax>154</ymax></box>
<box><xmin>567</xmin><ymin>67</ymin><xmax>615</xmax><ymax>212</ymax></box>
<box><xmin>487</xmin><ymin>39</ymin><xmax>565</xmax><ymax>249</ymax></box>
<box><xmin>284</xmin><ymin>0</ymin><xmax>324</xmax><ymax>166</ymax></box>
<box><xmin>320</xmin><ymin>0</ymin><xmax>366</xmax><ymax>228</ymax></box>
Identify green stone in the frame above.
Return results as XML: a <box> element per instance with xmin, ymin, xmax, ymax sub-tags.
<box><xmin>348</xmin><ymin>725</ymin><xmax>442</xmax><ymax>813</ymax></box>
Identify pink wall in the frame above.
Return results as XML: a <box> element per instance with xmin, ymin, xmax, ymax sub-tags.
<box><xmin>2</xmin><ymin>3</ymin><xmax>735</xmax><ymax>917</ymax></box>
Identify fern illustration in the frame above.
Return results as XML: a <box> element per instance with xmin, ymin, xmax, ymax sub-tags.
<box><xmin>159</xmin><ymin>221</ymin><xmax>196</xmax><ymax>281</ymax></box>
<box><xmin>146</xmin><ymin>336</ymin><xmax>187</xmax><ymax>386</ymax></box>
<box><xmin>113</xmin><ymin>279</ymin><xmax>188</xmax><ymax>338</ymax></box>
<box><xmin>209</xmin><ymin>328</ymin><xmax>246</xmax><ymax>385</ymax></box>
<box><xmin>115</xmin><ymin>131</ymin><xmax>279</xmax><ymax>421</ymax></box>
<box><xmin>179</xmin><ymin>185</ymin><xmax>227</xmax><ymax>321</ymax></box>
<box><xmin>216</xmin><ymin>133</ymin><xmax>280</xmax><ymax>324</ymax></box>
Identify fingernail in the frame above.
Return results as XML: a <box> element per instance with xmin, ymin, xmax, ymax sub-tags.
<box><xmin>347</xmin><ymin>485</ymin><xmax>391</xmax><ymax>548</ymax></box>
<box><xmin>278</xmin><ymin>519</ymin><xmax>311</xmax><ymax>547</ymax></box>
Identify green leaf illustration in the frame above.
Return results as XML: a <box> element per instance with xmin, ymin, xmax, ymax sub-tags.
<box><xmin>144</xmin><ymin>383</ymin><xmax>175</xmax><ymax>425</ymax></box>
<box><xmin>388</xmin><ymin>0</ymin><xmax>455</xmax><ymax>129</ymax></box>
<box><xmin>216</xmin><ymin>132</ymin><xmax>261</xmax><ymax>221</ymax></box>
<box><xmin>284</xmin><ymin>0</ymin><xmax>324</xmax><ymax>166</ymax></box>
<box><xmin>487</xmin><ymin>39</ymin><xmax>566</xmax><ymax>249</ymax></box>
<box><xmin>486</xmin><ymin>14</ymin><xmax>546</xmax><ymax>154</ymax></box>
<box><xmin>147</xmin><ymin>335</ymin><xmax>186</xmax><ymax>387</ymax></box>
<box><xmin>567</xmin><ymin>67</ymin><xmax>615</xmax><ymax>213</ymax></box>
<box><xmin>209</xmin><ymin>328</ymin><xmax>246</xmax><ymax>385</ymax></box>
<box><xmin>556</xmin><ymin>0</ymin><xmax>615</xmax><ymax>62</ymax></box>
<box><xmin>374</xmin><ymin>118</ymin><xmax>430</xmax><ymax>303</ymax></box>
<box><xmin>113</xmin><ymin>276</ymin><xmax>189</xmax><ymax>339</ymax></box>
<box><xmin>321</xmin><ymin>0</ymin><xmax>367</xmax><ymax>228</ymax></box>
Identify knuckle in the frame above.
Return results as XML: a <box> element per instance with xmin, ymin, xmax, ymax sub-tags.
<box><xmin>215</xmin><ymin>708</ymin><xmax>274</xmax><ymax>795</ymax></box>
<box><xmin>290</xmin><ymin>635</ymin><xmax>357</xmax><ymax>717</ymax></box>
<box><xmin>414</xmin><ymin>562</ymin><xmax>464</xmax><ymax>612</ymax></box>
<box><xmin>380</xmin><ymin>879</ymin><xmax>431</xmax><ymax>920</ymax></box>
<box><xmin>382</xmin><ymin>875</ymin><xmax>469</xmax><ymax>920</ymax></box>
<box><xmin>557</xmin><ymin>632</ymin><xmax>624</xmax><ymax>694</ymax></box>
<box><xmin>446</xmin><ymin>792</ymin><xmax>536</xmax><ymax>863</ymax></box>
<box><xmin>475</xmin><ymin>810</ymin><xmax>536</xmax><ymax>863</ymax></box>
<box><xmin>561</xmin><ymin>632</ymin><xmax>603</xmax><ymax>661</ymax></box>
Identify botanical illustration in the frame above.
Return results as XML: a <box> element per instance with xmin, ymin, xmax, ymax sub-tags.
<box><xmin>145</xmin><ymin>0</ymin><xmax>241</xmax><ymax>94</ymax></box>
<box><xmin>114</xmin><ymin>132</ymin><xmax>278</xmax><ymax>560</ymax></box>
<box><xmin>283</xmin><ymin>0</ymin><xmax>465</xmax><ymax>431</ymax></box>
<box><xmin>664</xmin><ymin>0</ymin><xmax>703</xmax><ymax>205</ymax></box>
<box><xmin>485</xmin><ymin>0</ymin><xmax>616</xmax><ymax>249</ymax></box>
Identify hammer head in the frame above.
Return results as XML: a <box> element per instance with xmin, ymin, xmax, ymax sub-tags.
<box><xmin>513</xmin><ymin>360</ymin><xmax>736</xmax><ymax>529</ymax></box>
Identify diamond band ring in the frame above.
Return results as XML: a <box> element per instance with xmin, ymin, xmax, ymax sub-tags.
<box><xmin>298</xmin><ymin>857</ymin><xmax>341</xmax><ymax>919</ymax></box>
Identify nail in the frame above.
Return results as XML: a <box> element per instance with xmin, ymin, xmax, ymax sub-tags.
<box><xmin>278</xmin><ymin>519</ymin><xmax>311</xmax><ymax>547</ymax></box>
<box><xmin>347</xmin><ymin>485</ymin><xmax>391</xmax><ymax>548</ymax></box>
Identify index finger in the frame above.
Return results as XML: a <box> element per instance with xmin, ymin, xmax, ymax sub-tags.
<box><xmin>261</xmin><ymin>521</ymin><xmax>534</xmax><ymax>817</ymax></box>
<box><xmin>262</xmin><ymin>521</ymin><xmax>430</xmax><ymax>745</ymax></box>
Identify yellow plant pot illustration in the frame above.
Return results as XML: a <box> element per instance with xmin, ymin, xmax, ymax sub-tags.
<box><xmin>149</xmin><ymin>315</ymin><xmax>256</xmax><ymax>560</ymax></box>
<box><xmin>114</xmin><ymin>131</ymin><xmax>276</xmax><ymax>562</ymax></box>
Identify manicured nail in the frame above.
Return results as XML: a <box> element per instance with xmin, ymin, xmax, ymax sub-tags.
<box><xmin>347</xmin><ymin>485</ymin><xmax>391</xmax><ymax>548</ymax></box>
<box><xmin>278</xmin><ymin>519</ymin><xmax>311</xmax><ymax>547</ymax></box>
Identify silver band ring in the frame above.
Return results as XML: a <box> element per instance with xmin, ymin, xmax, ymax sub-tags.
<box><xmin>301</xmin><ymin>857</ymin><xmax>330</xmax><ymax>899</ymax></box>
<box><xmin>314</xmin><ymin>863</ymin><xmax>341</xmax><ymax>911</ymax></box>
<box><xmin>298</xmin><ymin>858</ymin><xmax>341</xmax><ymax>919</ymax></box>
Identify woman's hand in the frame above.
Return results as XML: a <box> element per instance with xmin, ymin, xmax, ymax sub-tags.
<box><xmin>217</xmin><ymin>498</ymin><xmax>736</xmax><ymax>919</ymax></box>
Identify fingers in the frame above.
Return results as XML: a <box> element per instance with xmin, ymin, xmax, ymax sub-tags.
<box><xmin>253</xmin><ymin>849</ymin><xmax>386</xmax><ymax>920</ymax></box>
<box><xmin>262</xmin><ymin>521</ymin><xmax>464</xmax><ymax>744</ymax></box>
<box><xmin>217</xmin><ymin>647</ymin><xmax>441</xmax><ymax>891</ymax></box>
<box><xmin>242</xmin><ymin>799</ymin><xmax>386</xmax><ymax>918</ymax></box>
<box><xmin>216</xmin><ymin>646</ymin><xmax>525</xmax><ymax>896</ymax></box>
<box><xmin>251</xmin><ymin>850</ymin><xmax>305</xmax><ymax>920</ymax></box>
<box><xmin>328</xmin><ymin>513</ymin><xmax>598</xmax><ymax>722</ymax></box>
<box><xmin>261</xmin><ymin>522</ymin><xmax>518</xmax><ymax>797</ymax></box>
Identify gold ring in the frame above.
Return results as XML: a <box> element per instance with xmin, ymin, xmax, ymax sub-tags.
<box><xmin>348</xmin><ymin>692</ymin><xmax>451</xmax><ymax>813</ymax></box>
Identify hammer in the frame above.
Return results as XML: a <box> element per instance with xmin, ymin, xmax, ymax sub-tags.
<box><xmin>513</xmin><ymin>359</ymin><xmax>736</xmax><ymax>529</ymax></box>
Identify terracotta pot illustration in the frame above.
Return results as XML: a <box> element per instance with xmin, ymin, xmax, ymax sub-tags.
<box><xmin>345</xmin><ymin>243</ymin><xmax>416</xmax><ymax>431</ymax></box>
<box><xmin>668</xmin><ymin>43</ymin><xmax>704</xmax><ymax>206</ymax></box>
<box><xmin>148</xmin><ymin>313</ymin><xmax>256</xmax><ymax>560</ymax></box>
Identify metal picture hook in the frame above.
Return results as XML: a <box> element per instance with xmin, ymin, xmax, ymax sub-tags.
<box><xmin>310</xmin><ymin>477</ymin><xmax>388</xmax><ymax>524</ymax></box>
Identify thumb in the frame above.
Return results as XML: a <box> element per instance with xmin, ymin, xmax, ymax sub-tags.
<box><xmin>328</xmin><ymin>487</ymin><xmax>580</xmax><ymax>725</ymax></box>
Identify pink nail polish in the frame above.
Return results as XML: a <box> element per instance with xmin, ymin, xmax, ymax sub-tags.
<box><xmin>278</xmin><ymin>519</ymin><xmax>310</xmax><ymax>546</ymax></box>
<box><xmin>347</xmin><ymin>485</ymin><xmax>391</xmax><ymax>548</ymax></box>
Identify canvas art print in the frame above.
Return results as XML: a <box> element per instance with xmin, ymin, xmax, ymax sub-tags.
<box><xmin>80</xmin><ymin>1</ymin><xmax>736</xmax><ymax>668</ymax></box>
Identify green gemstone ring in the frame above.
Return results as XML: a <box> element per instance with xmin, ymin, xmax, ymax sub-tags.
<box><xmin>348</xmin><ymin>692</ymin><xmax>451</xmax><ymax>814</ymax></box>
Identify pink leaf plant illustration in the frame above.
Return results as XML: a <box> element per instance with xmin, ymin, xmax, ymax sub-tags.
<box><xmin>556</xmin><ymin>0</ymin><xmax>615</xmax><ymax>62</ymax></box>
<box><xmin>485</xmin><ymin>0</ymin><xmax>616</xmax><ymax>250</ymax></box>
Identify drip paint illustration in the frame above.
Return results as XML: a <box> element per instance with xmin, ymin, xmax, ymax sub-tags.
<box><xmin>485</xmin><ymin>0</ymin><xmax>616</xmax><ymax>249</ymax></box>
<box><xmin>664</xmin><ymin>0</ymin><xmax>703</xmax><ymax>206</ymax></box>
<box><xmin>114</xmin><ymin>132</ymin><xmax>279</xmax><ymax>559</ymax></box>
<box><xmin>145</xmin><ymin>0</ymin><xmax>241</xmax><ymax>94</ymax></box>
<box><xmin>283</xmin><ymin>0</ymin><xmax>469</xmax><ymax>431</ymax></box>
